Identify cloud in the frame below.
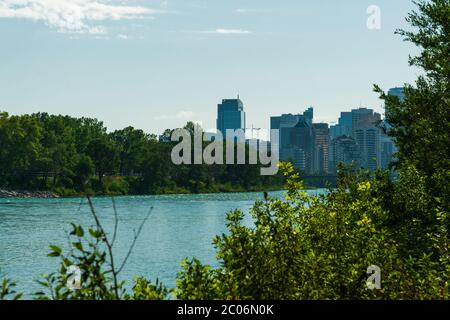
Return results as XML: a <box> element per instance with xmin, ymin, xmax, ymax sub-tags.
<box><xmin>202</xmin><ymin>28</ymin><xmax>252</xmax><ymax>35</ymax></box>
<box><xmin>153</xmin><ymin>110</ymin><xmax>196</xmax><ymax>121</ymax></box>
<box><xmin>153</xmin><ymin>115</ymin><xmax>170</xmax><ymax>121</ymax></box>
<box><xmin>215</xmin><ymin>28</ymin><xmax>251</xmax><ymax>34</ymax></box>
<box><xmin>235</xmin><ymin>8</ymin><xmax>265</xmax><ymax>14</ymax></box>
<box><xmin>0</xmin><ymin>0</ymin><xmax>162</xmax><ymax>34</ymax></box>
<box><xmin>235</xmin><ymin>9</ymin><xmax>252</xmax><ymax>14</ymax></box>
<box><xmin>176</xmin><ymin>110</ymin><xmax>195</xmax><ymax>119</ymax></box>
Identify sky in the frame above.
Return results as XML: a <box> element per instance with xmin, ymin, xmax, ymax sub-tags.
<box><xmin>0</xmin><ymin>0</ymin><xmax>421</xmax><ymax>134</ymax></box>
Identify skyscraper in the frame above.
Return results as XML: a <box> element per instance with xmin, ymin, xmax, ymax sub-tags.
<box><xmin>330</xmin><ymin>111</ymin><xmax>352</xmax><ymax>140</ymax></box>
<box><xmin>270</xmin><ymin>108</ymin><xmax>315</xmax><ymax>174</ymax></box>
<box><xmin>388</xmin><ymin>87</ymin><xmax>406</xmax><ymax>102</ymax></box>
<box><xmin>303</xmin><ymin>107</ymin><xmax>314</xmax><ymax>126</ymax></box>
<box><xmin>380</xmin><ymin>133</ymin><xmax>396</xmax><ymax>169</ymax></box>
<box><xmin>351</xmin><ymin>108</ymin><xmax>381</xmax><ymax>137</ymax></box>
<box><xmin>216</xmin><ymin>98</ymin><xmax>246</xmax><ymax>134</ymax></box>
<box><xmin>329</xmin><ymin>108</ymin><xmax>382</xmax><ymax>172</ymax></box>
<box><xmin>313</xmin><ymin>123</ymin><xmax>330</xmax><ymax>174</ymax></box>
<box><xmin>329</xmin><ymin>136</ymin><xmax>361</xmax><ymax>173</ymax></box>
<box><xmin>349</xmin><ymin>108</ymin><xmax>381</xmax><ymax>171</ymax></box>
<box><xmin>290</xmin><ymin>117</ymin><xmax>314</xmax><ymax>173</ymax></box>
<box><xmin>355</xmin><ymin>124</ymin><xmax>381</xmax><ymax>171</ymax></box>
<box><xmin>377</xmin><ymin>87</ymin><xmax>403</xmax><ymax>169</ymax></box>
<box><xmin>270</xmin><ymin>113</ymin><xmax>303</xmax><ymax>160</ymax></box>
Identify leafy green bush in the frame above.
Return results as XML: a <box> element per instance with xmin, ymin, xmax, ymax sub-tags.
<box><xmin>34</xmin><ymin>197</ymin><xmax>164</xmax><ymax>300</ymax></box>
<box><xmin>103</xmin><ymin>176</ymin><xmax>130</xmax><ymax>195</ymax></box>
<box><xmin>0</xmin><ymin>276</ymin><xmax>23</xmax><ymax>300</ymax></box>
<box><xmin>126</xmin><ymin>277</ymin><xmax>169</xmax><ymax>300</ymax></box>
<box><xmin>174</xmin><ymin>162</ymin><xmax>450</xmax><ymax>300</ymax></box>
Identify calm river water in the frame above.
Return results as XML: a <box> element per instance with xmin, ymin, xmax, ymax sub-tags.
<box><xmin>0</xmin><ymin>190</ymin><xmax>325</xmax><ymax>296</ymax></box>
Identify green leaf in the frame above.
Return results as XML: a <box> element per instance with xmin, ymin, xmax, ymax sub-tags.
<box><xmin>73</xmin><ymin>242</ymin><xmax>84</xmax><ymax>251</ymax></box>
<box><xmin>75</xmin><ymin>226</ymin><xmax>84</xmax><ymax>237</ymax></box>
<box><xmin>48</xmin><ymin>245</ymin><xmax>61</xmax><ymax>257</ymax></box>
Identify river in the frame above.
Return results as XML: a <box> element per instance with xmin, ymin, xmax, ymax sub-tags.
<box><xmin>0</xmin><ymin>190</ymin><xmax>325</xmax><ymax>296</ymax></box>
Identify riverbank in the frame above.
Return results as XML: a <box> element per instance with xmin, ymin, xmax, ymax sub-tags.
<box><xmin>0</xmin><ymin>190</ymin><xmax>59</xmax><ymax>199</ymax></box>
<box><xmin>53</xmin><ymin>184</ymin><xmax>287</xmax><ymax>198</ymax></box>
<box><xmin>0</xmin><ymin>185</ymin><xmax>288</xmax><ymax>199</ymax></box>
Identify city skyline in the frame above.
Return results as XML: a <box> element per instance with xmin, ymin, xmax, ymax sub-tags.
<box><xmin>270</xmin><ymin>102</ymin><xmax>397</xmax><ymax>175</ymax></box>
<box><xmin>0</xmin><ymin>0</ymin><xmax>419</xmax><ymax>134</ymax></box>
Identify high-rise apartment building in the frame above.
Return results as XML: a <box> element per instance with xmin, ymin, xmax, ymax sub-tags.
<box><xmin>313</xmin><ymin>123</ymin><xmax>330</xmax><ymax>174</ymax></box>
<box><xmin>350</xmin><ymin>108</ymin><xmax>382</xmax><ymax>171</ymax></box>
<box><xmin>355</xmin><ymin>125</ymin><xmax>381</xmax><ymax>171</ymax></box>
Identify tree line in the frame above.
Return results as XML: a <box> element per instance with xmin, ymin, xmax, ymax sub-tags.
<box><xmin>0</xmin><ymin>114</ymin><xmax>284</xmax><ymax>195</ymax></box>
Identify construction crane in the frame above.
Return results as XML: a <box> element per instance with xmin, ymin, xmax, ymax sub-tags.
<box><xmin>245</xmin><ymin>125</ymin><xmax>262</xmax><ymax>140</ymax></box>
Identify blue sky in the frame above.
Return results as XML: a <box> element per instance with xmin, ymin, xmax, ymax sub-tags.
<box><xmin>0</xmin><ymin>0</ymin><xmax>420</xmax><ymax>134</ymax></box>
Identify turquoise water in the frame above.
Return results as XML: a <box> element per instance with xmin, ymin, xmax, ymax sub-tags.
<box><xmin>0</xmin><ymin>190</ymin><xmax>324</xmax><ymax>296</ymax></box>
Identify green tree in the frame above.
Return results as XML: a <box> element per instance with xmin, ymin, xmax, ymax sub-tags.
<box><xmin>0</xmin><ymin>112</ymin><xmax>42</xmax><ymax>188</ymax></box>
<box><xmin>375</xmin><ymin>0</ymin><xmax>450</xmax><ymax>209</ymax></box>
<box><xmin>87</xmin><ymin>137</ymin><xmax>120</xmax><ymax>184</ymax></box>
<box><xmin>73</xmin><ymin>155</ymin><xmax>95</xmax><ymax>191</ymax></box>
<box><xmin>111</xmin><ymin>127</ymin><xmax>149</xmax><ymax>176</ymax></box>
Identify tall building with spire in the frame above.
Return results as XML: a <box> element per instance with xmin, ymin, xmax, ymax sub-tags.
<box><xmin>216</xmin><ymin>97</ymin><xmax>246</xmax><ymax>134</ymax></box>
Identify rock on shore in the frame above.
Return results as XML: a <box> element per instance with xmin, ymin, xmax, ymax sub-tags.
<box><xmin>0</xmin><ymin>190</ymin><xmax>58</xmax><ymax>199</ymax></box>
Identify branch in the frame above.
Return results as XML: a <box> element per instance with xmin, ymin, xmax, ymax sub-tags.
<box><xmin>117</xmin><ymin>206</ymin><xmax>153</xmax><ymax>274</ymax></box>
<box><xmin>86</xmin><ymin>196</ymin><xmax>119</xmax><ymax>299</ymax></box>
<box><xmin>111</xmin><ymin>197</ymin><xmax>119</xmax><ymax>247</ymax></box>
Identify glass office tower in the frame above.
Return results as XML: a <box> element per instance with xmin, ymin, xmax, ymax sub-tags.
<box><xmin>216</xmin><ymin>98</ymin><xmax>246</xmax><ymax>134</ymax></box>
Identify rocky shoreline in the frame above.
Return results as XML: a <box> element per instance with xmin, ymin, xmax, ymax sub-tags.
<box><xmin>0</xmin><ymin>190</ymin><xmax>59</xmax><ymax>199</ymax></box>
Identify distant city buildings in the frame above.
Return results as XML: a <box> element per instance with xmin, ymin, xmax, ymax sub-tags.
<box><xmin>215</xmin><ymin>88</ymin><xmax>401</xmax><ymax>175</ymax></box>
<box><xmin>270</xmin><ymin>107</ymin><xmax>329</xmax><ymax>175</ymax></box>
<box><xmin>328</xmin><ymin>104</ymin><xmax>400</xmax><ymax>173</ymax></box>
<box><xmin>270</xmin><ymin>104</ymin><xmax>396</xmax><ymax>175</ymax></box>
